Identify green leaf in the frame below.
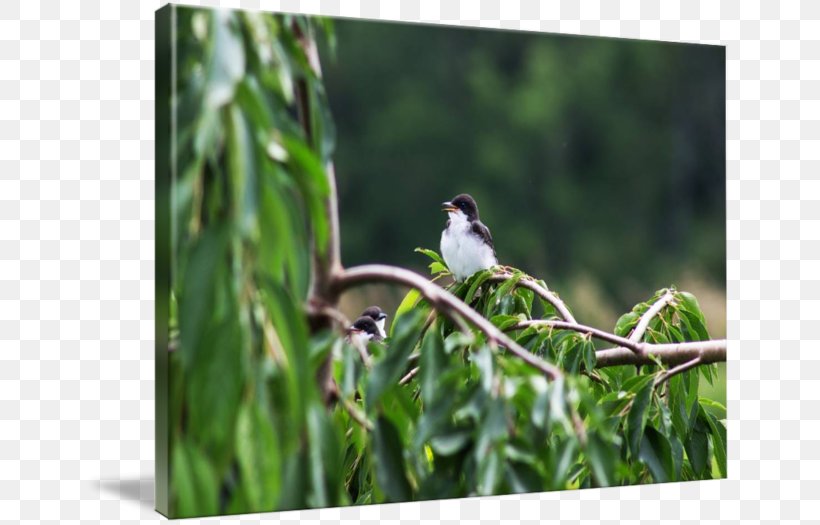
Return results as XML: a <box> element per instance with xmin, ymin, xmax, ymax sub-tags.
<box><xmin>471</xmin><ymin>346</ymin><xmax>495</xmax><ymax>393</ymax></box>
<box><xmin>485</xmin><ymin>270</ymin><xmax>523</xmax><ymax>317</ymax></box>
<box><xmin>178</xmin><ymin>228</ymin><xmax>227</xmax><ymax>368</ymax></box>
<box><xmin>206</xmin><ymin>10</ymin><xmax>245</xmax><ymax>109</ymax></box>
<box><xmin>704</xmin><ymin>410</ymin><xmax>727</xmax><ymax>478</ymax></box>
<box><xmin>581</xmin><ymin>338</ymin><xmax>597</xmax><ymax>371</ymax></box>
<box><xmin>679</xmin><ymin>309</ymin><xmax>709</xmax><ymax>341</ymax></box>
<box><xmin>489</xmin><ymin>314</ymin><xmax>522</xmax><ymax>331</ymax></box>
<box><xmin>414</xmin><ymin>247</ymin><xmax>446</xmax><ymax>267</ymax></box>
<box><xmin>625</xmin><ymin>375</ymin><xmax>655</xmax><ymax>458</ymax></box>
<box><xmin>372</xmin><ymin>415</ymin><xmax>413</xmax><ymax>502</ymax></box>
<box><xmin>585</xmin><ymin>433</ymin><xmax>616</xmax><ymax>487</ymax></box>
<box><xmin>391</xmin><ymin>288</ymin><xmax>424</xmax><ymax>337</ymax></box>
<box><xmin>419</xmin><ymin>327</ymin><xmax>446</xmax><ymax>403</ymax></box>
<box><xmin>684</xmin><ymin>424</ymin><xmax>710</xmax><ymax>477</ymax></box>
<box><xmin>281</xmin><ymin>135</ymin><xmax>330</xmax><ymax>253</ymax></box>
<box><xmin>366</xmin><ymin>310</ymin><xmax>423</xmax><ymax>410</ymax></box>
<box><xmin>550</xmin><ymin>439</ymin><xmax>579</xmax><ymax>489</ymax></box>
<box><xmin>464</xmin><ymin>269</ymin><xmax>493</xmax><ymax>304</ymax></box>
<box><xmin>171</xmin><ymin>440</ymin><xmax>219</xmax><ymax>518</ymax></box>
<box><xmin>560</xmin><ymin>334</ymin><xmax>584</xmax><ymax>374</ymax></box>
<box><xmin>429</xmin><ymin>428</ymin><xmax>471</xmax><ymax>456</ymax></box>
<box><xmin>340</xmin><ymin>341</ymin><xmax>362</xmax><ymax>398</ymax></box>
<box><xmin>614</xmin><ymin>311</ymin><xmax>640</xmax><ymax>337</ymax></box>
<box><xmin>505</xmin><ymin>460</ymin><xmax>543</xmax><ymax>493</ymax></box>
<box><xmin>305</xmin><ymin>401</ymin><xmax>343</xmax><ymax>507</ymax></box>
<box><xmin>429</xmin><ymin>261</ymin><xmax>448</xmax><ymax>275</ymax></box>
<box><xmin>186</xmin><ymin>317</ymin><xmax>244</xmax><ymax>462</ymax></box>
<box><xmin>669</xmin><ymin>433</ymin><xmax>684</xmax><ymax>481</ymax></box>
<box><xmin>235</xmin><ymin>402</ymin><xmax>280</xmax><ymax>511</ymax></box>
<box><xmin>699</xmin><ymin>397</ymin><xmax>726</xmax><ymax>420</ymax></box>
<box><xmin>226</xmin><ymin>104</ymin><xmax>258</xmax><ymax>238</ymax></box>
<box><xmin>639</xmin><ymin>426</ymin><xmax>674</xmax><ymax>483</ymax></box>
<box><xmin>676</xmin><ymin>291</ymin><xmax>703</xmax><ymax>318</ymax></box>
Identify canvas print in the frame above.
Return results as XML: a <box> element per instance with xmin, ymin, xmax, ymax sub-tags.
<box><xmin>156</xmin><ymin>4</ymin><xmax>726</xmax><ymax>518</ymax></box>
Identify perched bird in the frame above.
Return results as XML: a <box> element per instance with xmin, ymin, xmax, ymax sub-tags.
<box><xmin>440</xmin><ymin>193</ymin><xmax>497</xmax><ymax>281</ymax></box>
<box><xmin>347</xmin><ymin>316</ymin><xmax>383</xmax><ymax>344</ymax></box>
<box><xmin>360</xmin><ymin>306</ymin><xmax>388</xmax><ymax>339</ymax></box>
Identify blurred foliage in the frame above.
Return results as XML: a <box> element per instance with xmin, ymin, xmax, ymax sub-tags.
<box><xmin>170</xmin><ymin>8</ymin><xmax>341</xmax><ymax>517</ymax></box>
<box><xmin>323</xmin><ymin>20</ymin><xmax>725</xmax><ymax>317</ymax></box>
<box><xmin>357</xmin><ymin>252</ymin><xmax>727</xmax><ymax>499</ymax></box>
<box><xmin>167</xmin><ymin>7</ymin><xmax>725</xmax><ymax>518</ymax></box>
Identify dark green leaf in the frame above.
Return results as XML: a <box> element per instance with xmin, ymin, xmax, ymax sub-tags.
<box><xmin>639</xmin><ymin>426</ymin><xmax>674</xmax><ymax>482</ymax></box>
<box><xmin>585</xmin><ymin>433</ymin><xmax>616</xmax><ymax>487</ymax></box>
<box><xmin>171</xmin><ymin>440</ymin><xmax>219</xmax><ymax>518</ymax></box>
<box><xmin>581</xmin><ymin>339</ymin><xmax>597</xmax><ymax>371</ymax></box>
<box><xmin>430</xmin><ymin>429</ymin><xmax>471</xmax><ymax>456</ymax></box>
<box><xmin>366</xmin><ymin>310</ymin><xmax>423</xmax><ymax>410</ymax></box>
<box><xmin>235</xmin><ymin>402</ymin><xmax>280</xmax><ymax>510</ymax></box>
<box><xmin>704</xmin><ymin>411</ymin><xmax>727</xmax><ymax>477</ymax></box>
<box><xmin>625</xmin><ymin>375</ymin><xmax>655</xmax><ymax>457</ymax></box>
<box><xmin>419</xmin><ymin>327</ymin><xmax>446</xmax><ymax>403</ymax></box>
<box><xmin>372</xmin><ymin>416</ymin><xmax>413</xmax><ymax>502</ymax></box>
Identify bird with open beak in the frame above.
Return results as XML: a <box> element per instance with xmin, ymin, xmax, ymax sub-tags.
<box><xmin>440</xmin><ymin>193</ymin><xmax>498</xmax><ymax>281</ymax></box>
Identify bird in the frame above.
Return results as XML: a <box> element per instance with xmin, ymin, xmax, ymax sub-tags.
<box><xmin>347</xmin><ymin>315</ymin><xmax>383</xmax><ymax>344</ymax></box>
<box><xmin>360</xmin><ymin>306</ymin><xmax>387</xmax><ymax>339</ymax></box>
<box><xmin>440</xmin><ymin>193</ymin><xmax>497</xmax><ymax>281</ymax></box>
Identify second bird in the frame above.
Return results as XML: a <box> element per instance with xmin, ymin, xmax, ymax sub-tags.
<box><xmin>440</xmin><ymin>193</ymin><xmax>498</xmax><ymax>281</ymax></box>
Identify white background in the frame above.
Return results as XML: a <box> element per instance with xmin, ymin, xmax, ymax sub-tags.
<box><xmin>1</xmin><ymin>0</ymin><xmax>818</xmax><ymax>522</ymax></box>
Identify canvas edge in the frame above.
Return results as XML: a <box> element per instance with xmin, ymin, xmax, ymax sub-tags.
<box><xmin>154</xmin><ymin>2</ymin><xmax>173</xmax><ymax>519</ymax></box>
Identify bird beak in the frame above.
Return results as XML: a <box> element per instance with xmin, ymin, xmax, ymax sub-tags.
<box><xmin>441</xmin><ymin>201</ymin><xmax>457</xmax><ymax>212</ymax></box>
<box><xmin>378</xmin><ymin>313</ymin><xmax>387</xmax><ymax>321</ymax></box>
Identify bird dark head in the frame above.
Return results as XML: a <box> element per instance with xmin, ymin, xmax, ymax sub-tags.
<box><xmin>441</xmin><ymin>193</ymin><xmax>479</xmax><ymax>221</ymax></box>
<box><xmin>349</xmin><ymin>316</ymin><xmax>382</xmax><ymax>341</ymax></box>
<box><xmin>361</xmin><ymin>306</ymin><xmax>387</xmax><ymax>321</ymax></box>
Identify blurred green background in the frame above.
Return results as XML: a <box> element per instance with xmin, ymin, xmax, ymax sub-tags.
<box><xmin>321</xmin><ymin>19</ymin><xmax>725</xmax><ymax>394</ymax></box>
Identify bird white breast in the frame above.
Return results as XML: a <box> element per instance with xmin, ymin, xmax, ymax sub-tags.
<box><xmin>375</xmin><ymin>318</ymin><xmax>386</xmax><ymax>339</ymax></box>
<box><xmin>440</xmin><ymin>211</ymin><xmax>497</xmax><ymax>281</ymax></box>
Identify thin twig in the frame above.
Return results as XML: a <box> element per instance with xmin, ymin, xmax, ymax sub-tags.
<box><xmin>487</xmin><ymin>272</ymin><xmax>577</xmax><ymax>323</ymax></box>
<box><xmin>353</xmin><ymin>341</ymin><xmax>373</xmax><ymax>369</ymax></box>
<box><xmin>629</xmin><ymin>290</ymin><xmax>674</xmax><ymax>343</ymax></box>
<box><xmin>342</xmin><ymin>398</ymin><xmax>373</xmax><ymax>431</ymax></box>
<box><xmin>332</xmin><ymin>264</ymin><xmax>564</xmax><ymax>380</ymax></box>
<box><xmin>595</xmin><ymin>339</ymin><xmax>726</xmax><ymax>368</ymax></box>
<box><xmin>399</xmin><ymin>366</ymin><xmax>420</xmax><ymax>386</ymax></box>
<box><xmin>307</xmin><ymin>304</ymin><xmax>350</xmax><ymax>330</ymax></box>
<box><xmin>510</xmin><ymin>320</ymin><xmax>644</xmax><ymax>356</ymax></box>
<box><xmin>654</xmin><ymin>356</ymin><xmax>703</xmax><ymax>387</ymax></box>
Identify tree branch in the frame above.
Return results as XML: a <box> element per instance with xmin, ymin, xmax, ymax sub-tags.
<box><xmin>292</xmin><ymin>20</ymin><xmax>343</xmax><ymax>403</ymax></box>
<box><xmin>510</xmin><ymin>320</ymin><xmax>644</xmax><ymax>356</ymax></box>
<box><xmin>488</xmin><ymin>272</ymin><xmax>576</xmax><ymax>323</ymax></box>
<box><xmin>293</xmin><ymin>23</ymin><xmax>343</xmax><ymax>308</ymax></box>
<box><xmin>654</xmin><ymin>356</ymin><xmax>702</xmax><ymax>387</ymax></box>
<box><xmin>332</xmin><ymin>264</ymin><xmax>564</xmax><ymax>380</ymax></box>
<box><xmin>342</xmin><ymin>398</ymin><xmax>373</xmax><ymax>432</ymax></box>
<box><xmin>629</xmin><ymin>290</ymin><xmax>674</xmax><ymax>343</ymax></box>
<box><xmin>594</xmin><ymin>339</ymin><xmax>726</xmax><ymax>368</ymax></box>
